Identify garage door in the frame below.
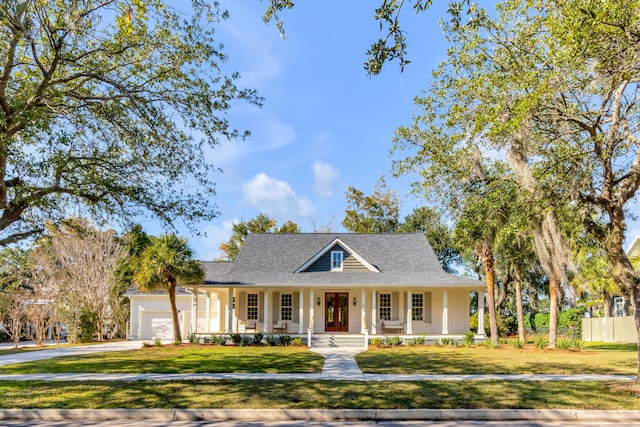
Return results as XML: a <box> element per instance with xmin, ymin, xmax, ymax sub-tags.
<box><xmin>140</xmin><ymin>311</ymin><xmax>175</xmax><ymax>340</ymax></box>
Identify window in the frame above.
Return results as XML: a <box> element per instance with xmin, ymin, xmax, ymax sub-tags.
<box><xmin>331</xmin><ymin>250</ymin><xmax>343</xmax><ymax>271</ymax></box>
<box><xmin>614</xmin><ymin>297</ymin><xmax>625</xmax><ymax>317</ymax></box>
<box><xmin>379</xmin><ymin>293</ymin><xmax>391</xmax><ymax>321</ymax></box>
<box><xmin>247</xmin><ymin>293</ymin><xmax>258</xmax><ymax>320</ymax></box>
<box><xmin>281</xmin><ymin>293</ymin><xmax>293</xmax><ymax>321</ymax></box>
<box><xmin>412</xmin><ymin>293</ymin><xmax>423</xmax><ymax>321</ymax></box>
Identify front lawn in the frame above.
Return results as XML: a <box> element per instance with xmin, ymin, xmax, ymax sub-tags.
<box><xmin>356</xmin><ymin>343</ymin><xmax>638</xmax><ymax>375</ymax></box>
<box><xmin>0</xmin><ymin>380</ymin><xmax>638</xmax><ymax>409</ymax></box>
<box><xmin>0</xmin><ymin>345</ymin><xmax>325</xmax><ymax>374</ymax></box>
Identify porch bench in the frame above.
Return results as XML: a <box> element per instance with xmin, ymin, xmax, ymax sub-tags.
<box><xmin>381</xmin><ymin>320</ymin><xmax>405</xmax><ymax>334</ymax></box>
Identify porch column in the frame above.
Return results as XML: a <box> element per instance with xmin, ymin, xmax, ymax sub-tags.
<box><xmin>361</xmin><ymin>288</ymin><xmax>367</xmax><ymax>334</ymax></box>
<box><xmin>371</xmin><ymin>290</ymin><xmax>377</xmax><ymax>334</ymax></box>
<box><xmin>205</xmin><ymin>291</ymin><xmax>211</xmax><ymax>333</ymax></box>
<box><xmin>309</xmin><ymin>289</ymin><xmax>315</xmax><ymax>333</ymax></box>
<box><xmin>226</xmin><ymin>288</ymin><xmax>234</xmax><ymax>333</ymax></box>
<box><xmin>299</xmin><ymin>289</ymin><xmax>304</xmax><ymax>334</ymax></box>
<box><xmin>477</xmin><ymin>290</ymin><xmax>486</xmax><ymax>336</ymax></box>
<box><xmin>191</xmin><ymin>288</ymin><xmax>198</xmax><ymax>333</ymax></box>
<box><xmin>406</xmin><ymin>290</ymin><xmax>413</xmax><ymax>335</ymax></box>
<box><xmin>442</xmin><ymin>290</ymin><xmax>449</xmax><ymax>335</ymax></box>
<box><xmin>263</xmin><ymin>291</ymin><xmax>270</xmax><ymax>335</ymax></box>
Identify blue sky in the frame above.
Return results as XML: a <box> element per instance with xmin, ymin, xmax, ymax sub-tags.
<box><xmin>153</xmin><ymin>1</ymin><xmax>639</xmax><ymax>261</ymax></box>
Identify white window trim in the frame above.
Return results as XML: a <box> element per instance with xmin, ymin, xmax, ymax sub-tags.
<box><xmin>281</xmin><ymin>293</ymin><xmax>293</xmax><ymax>321</ymax></box>
<box><xmin>331</xmin><ymin>250</ymin><xmax>343</xmax><ymax>272</ymax></box>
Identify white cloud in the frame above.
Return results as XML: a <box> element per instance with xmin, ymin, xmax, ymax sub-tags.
<box><xmin>312</xmin><ymin>161</ymin><xmax>340</xmax><ymax>197</ymax></box>
<box><xmin>242</xmin><ymin>173</ymin><xmax>315</xmax><ymax>218</ymax></box>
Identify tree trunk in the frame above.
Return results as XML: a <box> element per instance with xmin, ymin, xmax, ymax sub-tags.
<box><xmin>514</xmin><ymin>267</ymin><xmax>526</xmax><ymax>343</ymax></box>
<box><xmin>602</xmin><ymin>290</ymin><xmax>611</xmax><ymax>318</ymax></box>
<box><xmin>602</xmin><ymin>213</ymin><xmax>640</xmax><ymax>380</ymax></box>
<box><xmin>168</xmin><ymin>279</ymin><xmax>182</xmax><ymax>343</ymax></box>
<box><xmin>479</xmin><ymin>242</ymin><xmax>499</xmax><ymax>345</ymax></box>
<box><xmin>548</xmin><ymin>270</ymin><xmax>560</xmax><ymax>349</ymax></box>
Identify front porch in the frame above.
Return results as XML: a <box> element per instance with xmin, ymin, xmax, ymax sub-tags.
<box><xmin>184</xmin><ymin>286</ymin><xmax>487</xmax><ymax>340</ymax></box>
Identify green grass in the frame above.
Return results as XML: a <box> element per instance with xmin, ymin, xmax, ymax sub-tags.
<box><xmin>0</xmin><ymin>380</ymin><xmax>637</xmax><ymax>409</ymax></box>
<box><xmin>0</xmin><ymin>345</ymin><xmax>325</xmax><ymax>374</ymax></box>
<box><xmin>356</xmin><ymin>344</ymin><xmax>638</xmax><ymax>375</ymax></box>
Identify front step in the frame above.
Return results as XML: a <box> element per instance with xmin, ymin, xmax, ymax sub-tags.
<box><xmin>311</xmin><ymin>334</ymin><xmax>366</xmax><ymax>348</ymax></box>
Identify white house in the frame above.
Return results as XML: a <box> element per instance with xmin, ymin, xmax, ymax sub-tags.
<box><xmin>127</xmin><ymin>233</ymin><xmax>485</xmax><ymax>341</ymax></box>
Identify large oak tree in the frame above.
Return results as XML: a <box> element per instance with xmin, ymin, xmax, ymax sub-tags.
<box><xmin>0</xmin><ymin>0</ymin><xmax>260</xmax><ymax>245</ymax></box>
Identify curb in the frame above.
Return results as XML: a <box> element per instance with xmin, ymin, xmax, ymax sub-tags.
<box><xmin>1</xmin><ymin>409</ymin><xmax>640</xmax><ymax>422</ymax></box>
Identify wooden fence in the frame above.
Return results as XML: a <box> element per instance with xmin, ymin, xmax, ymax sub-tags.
<box><xmin>581</xmin><ymin>316</ymin><xmax>637</xmax><ymax>343</ymax></box>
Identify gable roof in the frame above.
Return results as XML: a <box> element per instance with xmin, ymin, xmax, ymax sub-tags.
<box><xmin>626</xmin><ymin>235</ymin><xmax>640</xmax><ymax>259</ymax></box>
<box><xmin>202</xmin><ymin>233</ymin><xmax>483</xmax><ymax>289</ymax></box>
<box><xmin>294</xmin><ymin>237</ymin><xmax>380</xmax><ymax>273</ymax></box>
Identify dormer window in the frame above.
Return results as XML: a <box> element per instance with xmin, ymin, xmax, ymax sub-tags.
<box><xmin>331</xmin><ymin>250</ymin><xmax>343</xmax><ymax>271</ymax></box>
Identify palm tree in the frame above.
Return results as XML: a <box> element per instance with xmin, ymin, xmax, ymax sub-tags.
<box><xmin>132</xmin><ymin>234</ymin><xmax>204</xmax><ymax>342</ymax></box>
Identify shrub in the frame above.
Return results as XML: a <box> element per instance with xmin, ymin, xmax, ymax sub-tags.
<box><xmin>187</xmin><ymin>332</ymin><xmax>199</xmax><ymax>345</ymax></box>
<box><xmin>252</xmin><ymin>333</ymin><xmax>264</xmax><ymax>345</ymax></box>
<box><xmin>153</xmin><ymin>336</ymin><xmax>162</xmax><ymax>346</ymax></box>
<box><xmin>173</xmin><ymin>339</ymin><xmax>181</xmax><ymax>345</ymax></box>
<box><xmin>534</xmin><ymin>334</ymin><xmax>547</xmax><ymax>350</ymax></box>
<box><xmin>229</xmin><ymin>333</ymin><xmax>242</xmax><ymax>345</ymax></box>
<box><xmin>406</xmin><ymin>338</ymin><xmax>418</xmax><ymax>346</ymax></box>
<box><xmin>384</xmin><ymin>336</ymin><xmax>402</xmax><ymax>347</ymax></box>
<box><xmin>265</xmin><ymin>335</ymin><xmax>277</xmax><ymax>346</ymax></box>
<box><xmin>291</xmin><ymin>337</ymin><xmax>304</xmax><ymax>346</ymax></box>
<box><xmin>462</xmin><ymin>331</ymin><xmax>475</xmax><ymax>347</ymax></box>
<box><xmin>239</xmin><ymin>335</ymin><xmax>250</xmax><ymax>346</ymax></box>
<box><xmin>143</xmin><ymin>341</ymin><xmax>153</xmax><ymax>347</ymax></box>
<box><xmin>210</xmin><ymin>334</ymin><xmax>226</xmax><ymax>345</ymax></box>
<box><xmin>510</xmin><ymin>339</ymin><xmax>525</xmax><ymax>349</ymax></box>
<box><xmin>279</xmin><ymin>335</ymin><xmax>291</xmax><ymax>346</ymax></box>
<box><xmin>77</xmin><ymin>307</ymin><xmax>98</xmax><ymax>343</ymax></box>
<box><xmin>478</xmin><ymin>339</ymin><xmax>498</xmax><ymax>348</ymax></box>
<box><xmin>370</xmin><ymin>338</ymin><xmax>382</xmax><ymax>347</ymax></box>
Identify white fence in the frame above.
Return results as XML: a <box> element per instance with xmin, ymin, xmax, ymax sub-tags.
<box><xmin>582</xmin><ymin>316</ymin><xmax>637</xmax><ymax>343</ymax></box>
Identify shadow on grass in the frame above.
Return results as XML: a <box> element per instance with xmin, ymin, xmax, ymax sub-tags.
<box><xmin>0</xmin><ymin>345</ymin><xmax>325</xmax><ymax>374</ymax></box>
<box><xmin>0</xmin><ymin>380</ymin><xmax>638</xmax><ymax>410</ymax></box>
<box><xmin>355</xmin><ymin>346</ymin><xmax>637</xmax><ymax>375</ymax></box>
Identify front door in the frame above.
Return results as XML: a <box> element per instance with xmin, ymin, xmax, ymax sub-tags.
<box><xmin>325</xmin><ymin>292</ymin><xmax>348</xmax><ymax>332</ymax></box>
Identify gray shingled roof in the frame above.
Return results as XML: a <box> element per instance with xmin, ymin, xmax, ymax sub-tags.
<box><xmin>202</xmin><ymin>233</ymin><xmax>483</xmax><ymax>289</ymax></box>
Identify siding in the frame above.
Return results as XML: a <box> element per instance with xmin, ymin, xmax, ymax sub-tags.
<box><xmin>303</xmin><ymin>244</ymin><xmax>369</xmax><ymax>272</ymax></box>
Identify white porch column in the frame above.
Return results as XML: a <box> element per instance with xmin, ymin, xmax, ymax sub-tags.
<box><xmin>205</xmin><ymin>292</ymin><xmax>211</xmax><ymax>333</ymax></box>
<box><xmin>309</xmin><ymin>289</ymin><xmax>315</xmax><ymax>333</ymax></box>
<box><xmin>226</xmin><ymin>288</ymin><xmax>234</xmax><ymax>333</ymax></box>
<box><xmin>263</xmin><ymin>291</ymin><xmax>270</xmax><ymax>335</ymax></box>
<box><xmin>442</xmin><ymin>290</ymin><xmax>449</xmax><ymax>335</ymax></box>
<box><xmin>298</xmin><ymin>289</ymin><xmax>304</xmax><ymax>334</ymax></box>
<box><xmin>477</xmin><ymin>290</ymin><xmax>486</xmax><ymax>336</ymax></box>
<box><xmin>191</xmin><ymin>288</ymin><xmax>199</xmax><ymax>333</ymax></box>
<box><xmin>406</xmin><ymin>290</ymin><xmax>413</xmax><ymax>335</ymax></box>
<box><xmin>371</xmin><ymin>290</ymin><xmax>377</xmax><ymax>334</ymax></box>
<box><xmin>361</xmin><ymin>288</ymin><xmax>367</xmax><ymax>334</ymax></box>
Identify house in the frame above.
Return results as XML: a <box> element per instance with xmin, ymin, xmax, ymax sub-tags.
<box><xmin>581</xmin><ymin>235</ymin><xmax>639</xmax><ymax>343</ymax></box>
<box><xmin>128</xmin><ymin>233</ymin><xmax>485</xmax><ymax>341</ymax></box>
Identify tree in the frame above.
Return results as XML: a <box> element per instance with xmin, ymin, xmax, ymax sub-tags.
<box><xmin>0</xmin><ymin>0</ymin><xmax>261</xmax><ymax>246</ymax></box>
<box><xmin>132</xmin><ymin>234</ymin><xmax>204</xmax><ymax>342</ymax></box>
<box><xmin>30</xmin><ymin>219</ymin><xmax>124</xmax><ymax>342</ymax></box>
<box><xmin>342</xmin><ymin>179</ymin><xmax>400</xmax><ymax>233</ymax></box>
<box><xmin>217</xmin><ymin>214</ymin><xmax>300</xmax><ymax>261</ymax></box>
<box><xmin>0</xmin><ymin>249</ymin><xmax>29</xmax><ymax>347</ymax></box>
<box><xmin>400</xmin><ymin>206</ymin><xmax>460</xmax><ymax>273</ymax></box>
<box><xmin>113</xmin><ymin>225</ymin><xmax>152</xmax><ymax>338</ymax></box>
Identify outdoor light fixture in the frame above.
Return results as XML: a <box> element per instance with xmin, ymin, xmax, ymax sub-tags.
<box><xmin>353</xmin><ymin>297</ymin><xmax>357</xmax><ymax>306</ymax></box>
<box><xmin>317</xmin><ymin>297</ymin><xmax>321</xmax><ymax>306</ymax></box>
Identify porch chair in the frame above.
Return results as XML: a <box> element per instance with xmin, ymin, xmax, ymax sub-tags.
<box><xmin>240</xmin><ymin>319</ymin><xmax>257</xmax><ymax>333</ymax></box>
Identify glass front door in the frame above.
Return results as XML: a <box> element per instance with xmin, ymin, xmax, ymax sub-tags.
<box><xmin>325</xmin><ymin>292</ymin><xmax>348</xmax><ymax>332</ymax></box>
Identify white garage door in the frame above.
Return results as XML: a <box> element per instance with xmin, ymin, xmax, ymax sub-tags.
<box><xmin>140</xmin><ymin>311</ymin><xmax>174</xmax><ymax>340</ymax></box>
